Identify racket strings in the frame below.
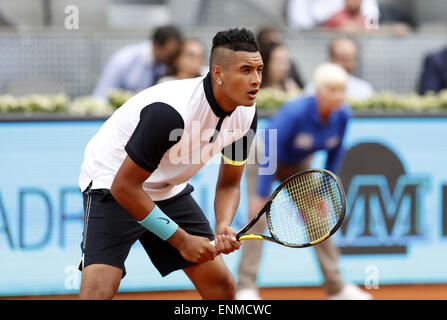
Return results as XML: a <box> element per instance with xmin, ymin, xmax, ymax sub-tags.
<box><xmin>267</xmin><ymin>171</ymin><xmax>343</xmax><ymax>246</ymax></box>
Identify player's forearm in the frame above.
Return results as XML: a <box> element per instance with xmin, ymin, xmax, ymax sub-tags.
<box><xmin>110</xmin><ymin>180</ymin><xmax>155</xmax><ymax>221</ymax></box>
<box><xmin>214</xmin><ymin>184</ymin><xmax>240</xmax><ymax>228</ymax></box>
<box><xmin>111</xmin><ymin>180</ymin><xmax>183</xmax><ymax>242</ymax></box>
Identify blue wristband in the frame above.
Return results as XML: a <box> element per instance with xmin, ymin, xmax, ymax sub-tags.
<box><xmin>137</xmin><ymin>206</ymin><xmax>179</xmax><ymax>241</ymax></box>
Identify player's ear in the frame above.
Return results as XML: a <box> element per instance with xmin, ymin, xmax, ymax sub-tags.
<box><xmin>211</xmin><ymin>65</ymin><xmax>224</xmax><ymax>85</ymax></box>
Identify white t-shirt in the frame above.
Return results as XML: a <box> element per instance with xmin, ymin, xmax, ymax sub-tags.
<box><xmin>79</xmin><ymin>74</ymin><xmax>257</xmax><ymax>201</ymax></box>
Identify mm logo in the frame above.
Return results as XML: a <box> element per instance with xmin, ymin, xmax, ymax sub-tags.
<box><xmin>337</xmin><ymin>142</ymin><xmax>430</xmax><ymax>255</ymax></box>
<box><xmin>337</xmin><ymin>175</ymin><xmax>429</xmax><ymax>254</ymax></box>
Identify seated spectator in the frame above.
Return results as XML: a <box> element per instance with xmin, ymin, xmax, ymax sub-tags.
<box><xmin>378</xmin><ymin>0</ymin><xmax>414</xmax><ymax>32</ymax></box>
<box><xmin>260</xmin><ymin>42</ymin><xmax>301</xmax><ymax>95</ymax></box>
<box><xmin>418</xmin><ymin>47</ymin><xmax>447</xmax><ymax>95</ymax></box>
<box><xmin>305</xmin><ymin>37</ymin><xmax>374</xmax><ymax>100</ymax></box>
<box><xmin>157</xmin><ymin>39</ymin><xmax>206</xmax><ymax>83</ymax></box>
<box><xmin>93</xmin><ymin>25</ymin><xmax>182</xmax><ymax>99</ymax></box>
<box><xmin>256</xmin><ymin>26</ymin><xmax>304</xmax><ymax>88</ymax></box>
<box><xmin>321</xmin><ymin>0</ymin><xmax>411</xmax><ymax>35</ymax></box>
<box><xmin>322</xmin><ymin>0</ymin><xmax>368</xmax><ymax>33</ymax></box>
<box><xmin>286</xmin><ymin>0</ymin><xmax>379</xmax><ymax>31</ymax></box>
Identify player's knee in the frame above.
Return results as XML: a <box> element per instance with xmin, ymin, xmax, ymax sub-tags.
<box><xmin>79</xmin><ymin>286</ymin><xmax>115</xmax><ymax>300</ymax></box>
<box><xmin>78</xmin><ymin>266</ymin><xmax>121</xmax><ymax>300</ymax></box>
<box><xmin>79</xmin><ymin>276</ymin><xmax>116</xmax><ymax>299</ymax></box>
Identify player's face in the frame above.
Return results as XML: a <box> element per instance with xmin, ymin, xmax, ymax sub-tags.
<box><xmin>221</xmin><ymin>51</ymin><xmax>263</xmax><ymax>107</ymax></box>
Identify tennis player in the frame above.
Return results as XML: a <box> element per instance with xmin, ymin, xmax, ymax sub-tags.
<box><xmin>236</xmin><ymin>63</ymin><xmax>372</xmax><ymax>300</ymax></box>
<box><xmin>77</xmin><ymin>28</ymin><xmax>262</xmax><ymax>300</ymax></box>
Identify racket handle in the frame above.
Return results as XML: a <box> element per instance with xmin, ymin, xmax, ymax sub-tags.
<box><xmin>208</xmin><ymin>240</ymin><xmax>219</xmax><ymax>258</ymax></box>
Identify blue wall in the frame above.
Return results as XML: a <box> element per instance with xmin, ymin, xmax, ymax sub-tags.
<box><xmin>1</xmin><ymin>116</ymin><xmax>447</xmax><ymax>296</ymax></box>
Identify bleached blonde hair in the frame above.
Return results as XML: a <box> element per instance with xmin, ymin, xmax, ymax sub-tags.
<box><xmin>313</xmin><ymin>62</ymin><xmax>348</xmax><ymax>90</ymax></box>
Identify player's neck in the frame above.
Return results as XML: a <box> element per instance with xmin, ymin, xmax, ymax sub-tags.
<box><xmin>211</xmin><ymin>81</ymin><xmax>238</xmax><ymax>113</ymax></box>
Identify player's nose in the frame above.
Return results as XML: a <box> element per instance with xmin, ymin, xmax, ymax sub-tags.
<box><xmin>251</xmin><ymin>71</ymin><xmax>262</xmax><ymax>86</ymax></box>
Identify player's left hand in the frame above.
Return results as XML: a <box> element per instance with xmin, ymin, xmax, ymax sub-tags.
<box><xmin>213</xmin><ymin>225</ymin><xmax>241</xmax><ymax>255</ymax></box>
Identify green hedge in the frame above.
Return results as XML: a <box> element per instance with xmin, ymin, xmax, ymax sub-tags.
<box><xmin>1</xmin><ymin>89</ymin><xmax>447</xmax><ymax>115</ymax></box>
<box><xmin>255</xmin><ymin>88</ymin><xmax>447</xmax><ymax>112</ymax></box>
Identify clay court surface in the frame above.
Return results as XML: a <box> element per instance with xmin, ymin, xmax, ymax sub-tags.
<box><xmin>2</xmin><ymin>284</ymin><xmax>446</xmax><ymax>300</ymax></box>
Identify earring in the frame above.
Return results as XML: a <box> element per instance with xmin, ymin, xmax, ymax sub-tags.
<box><xmin>217</xmin><ymin>80</ymin><xmax>222</xmax><ymax>85</ymax></box>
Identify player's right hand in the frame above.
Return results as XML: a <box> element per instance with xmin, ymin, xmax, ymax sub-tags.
<box><xmin>177</xmin><ymin>234</ymin><xmax>218</xmax><ymax>263</ymax></box>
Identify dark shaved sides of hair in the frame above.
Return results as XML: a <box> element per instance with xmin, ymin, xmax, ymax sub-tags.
<box><xmin>210</xmin><ymin>28</ymin><xmax>259</xmax><ymax>70</ymax></box>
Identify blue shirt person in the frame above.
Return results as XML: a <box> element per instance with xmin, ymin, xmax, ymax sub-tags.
<box><xmin>235</xmin><ymin>63</ymin><xmax>372</xmax><ymax>301</ymax></box>
<box><xmin>93</xmin><ymin>25</ymin><xmax>182</xmax><ymax>99</ymax></box>
<box><xmin>256</xmin><ymin>94</ymin><xmax>351</xmax><ymax>197</ymax></box>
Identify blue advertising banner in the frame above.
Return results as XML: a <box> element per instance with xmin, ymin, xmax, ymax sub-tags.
<box><xmin>1</xmin><ymin>116</ymin><xmax>447</xmax><ymax>296</ymax></box>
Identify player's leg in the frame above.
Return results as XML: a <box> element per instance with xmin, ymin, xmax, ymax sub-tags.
<box><xmin>78</xmin><ymin>187</ymin><xmax>146</xmax><ymax>300</ymax></box>
<box><xmin>139</xmin><ymin>184</ymin><xmax>235</xmax><ymax>299</ymax></box>
<box><xmin>184</xmin><ymin>255</ymin><xmax>236</xmax><ymax>300</ymax></box>
<box><xmin>79</xmin><ymin>264</ymin><xmax>122</xmax><ymax>300</ymax></box>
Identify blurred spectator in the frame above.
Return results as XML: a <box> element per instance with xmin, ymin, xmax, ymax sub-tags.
<box><xmin>256</xmin><ymin>26</ymin><xmax>305</xmax><ymax>88</ymax></box>
<box><xmin>157</xmin><ymin>39</ymin><xmax>206</xmax><ymax>83</ymax></box>
<box><xmin>158</xmin><ymin>39</ymin><xmax>207</xmax><ymax>83</ymax></box>
<box><xmin>322</xmin><ymin>0</ymin><xmax>368</xmax><ymax>33</ymax></box>
<box><xmin>418</xmin><ymin>47</ymin><xmax>447</xmax><ymax>95</ymax></box>
<box><xmin>260</xmin><ymin>42</ymin><xmax>301</xmax><ymax>94</ymax></box>
<box><xmin>0</xmin><ymin>3</ymin><xmax>19</xmax><ymax>28</ymax></box>
<box><xmin>305</xmin><ymin>37</ymin><xmax>374</xmax><ymax>99</ymax></box>
<box><xmin>286</xmin><ymin>0</ymin><xmax>379</xmax><ymax>30</ymax></box>
<box><xmin>236</xmin><ymin>63</ymin><xmax>372</xmax><ymax>301</ymax></box>
<box><xmin>93</xmin><ymin>25</ymin><xmax>182</xmax><ymax>99</ymax></box>
<box><xmin>378</xmin><ymin>0</ymin><xmax>415</xmax><ymax>28</ymax></box>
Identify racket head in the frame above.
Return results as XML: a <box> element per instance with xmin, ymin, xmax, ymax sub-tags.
<box><xmin>264</xmin><ymin>169</ymin><xmax>346</xmax><ymax>248</ymax></box>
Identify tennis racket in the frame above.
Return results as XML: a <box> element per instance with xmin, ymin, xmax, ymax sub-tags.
<box><xmin>212</xmin><ymin>168</ymin><xmax>346</xmax><ymax>248</ymax></box>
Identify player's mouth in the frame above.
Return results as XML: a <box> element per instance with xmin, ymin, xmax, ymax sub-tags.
<box><xmin>247</xmin><ymin>89</ymin><xmax>259</xmax><ymax>100</ymax></box>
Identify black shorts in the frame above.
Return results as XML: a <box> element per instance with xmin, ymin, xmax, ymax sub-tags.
<box><xmin>78</xmin><ymin>184</ymin><xmax>214</xmax><ymax>277</ymax></box>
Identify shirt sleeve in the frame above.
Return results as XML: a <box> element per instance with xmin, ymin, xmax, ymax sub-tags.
<box><xmin>256</xmin><ymin>168</ymin><xmax>276</xmax><ymax>198</ymax></box>
<box><xmin>125</xmin><ymin>102</ymin><xmax>185</xmax><ymax>173</ymax></box>
<box><xmin>325</xmin><ymin>108</ymin><xmax>351</xmax><ymax>173</ymax></box>
<box><xmin>221</xmin><ymin>109</ymin><xmax>258</xmax><ymax>166</ymax></box>
<box><xmin>256</xmin><ymin>104</ymin><xmax>297</xmax><ymax>198</ymax></box>
<box><xmin>270</xmin><ymin>102</ymin><xmax>298</xmax><ymax>165</ymax></box>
